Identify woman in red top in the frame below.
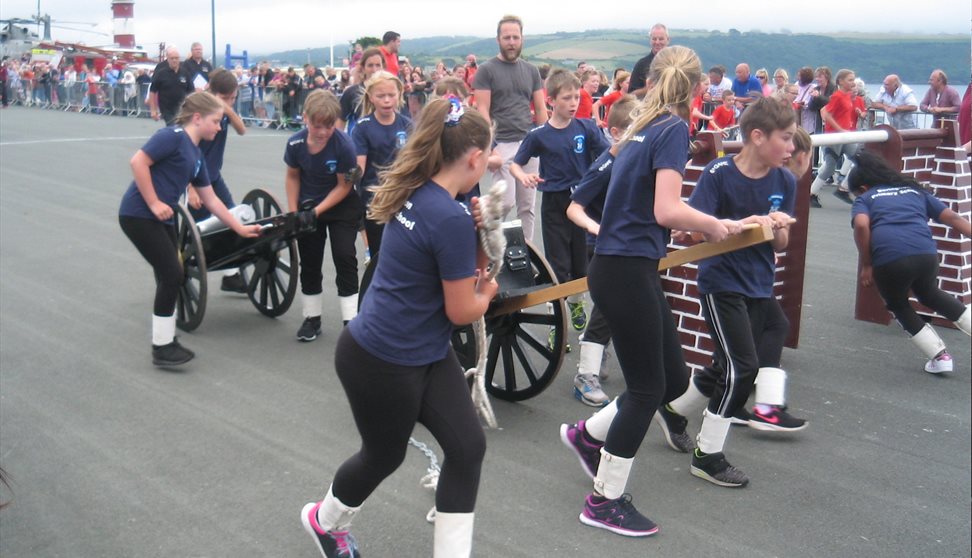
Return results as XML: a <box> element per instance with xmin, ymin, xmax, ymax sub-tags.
<box><xmin>810</xmin><ymin>69</ymin><xmax>860</xmax><ymax>206</ymax></box>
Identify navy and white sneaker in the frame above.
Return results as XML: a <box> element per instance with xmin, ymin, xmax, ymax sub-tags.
<box><xmin>579</xmin><ymin>493</ymin><xmax>659</xmax><ymax>537</ymax></box>
<box><xmin>300</xmin><ymin>501</ymin><xmax>361</xmax><ymax>558</ymax></box>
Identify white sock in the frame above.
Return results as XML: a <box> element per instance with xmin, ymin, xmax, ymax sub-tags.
<box><xmin>152</xmin><ymin>314</ymin><xmax>176</xmax><ymax>346</ymax></box>
<box><xmin>697</xmin><ymin>409</ymin><xmax>731</xmax><ymax>455</ymax></box>
<box><xmin>585</xmin><ymin>397</ymin><xmax>619</xmax><ymax>441</ymax></box>
<box><xmin>668</xmin><ymin>375</ymin><xmax>708</xmax><ymax>416</ymax></box>
<box><xmin>316</xmin><ymin>485</ymin><xmax>360</xmax><ymax>532</ymax></box>
<box><xmin>339</xmin><ymin>294</ymin><xmax>358</xmax><ymax>322</ymax></box>
<box><xmin>754</xmin><ymin>367</ymin><xmax>787</xmax><ymax>407</ymax></box>
<box><xmin>302</xmin><ymin>293</ymin><xmax>322</xmax><ymax>319</ymax></box>
<box><xmin>577</xmin><ymin>341</ymin><xmax>605</xmax><ymax>377</ymax></box>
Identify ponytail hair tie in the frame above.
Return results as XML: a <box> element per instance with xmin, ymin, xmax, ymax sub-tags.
<box><xmin>444</xmin><ymin>96</ymin><xmax>464</xmax><ymax>127</ymax></box>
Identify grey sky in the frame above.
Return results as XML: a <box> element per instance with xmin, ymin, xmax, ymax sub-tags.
<box><xmin>2</xmin><ymin>0</ymin><xmax>969</xmax><ymax>57</ymax></box>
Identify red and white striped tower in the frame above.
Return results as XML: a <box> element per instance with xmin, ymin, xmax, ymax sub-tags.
<box><xmin>111</xmin><ymin>0</ymin><xmax>135</xmax><ymax>48</ymax></box>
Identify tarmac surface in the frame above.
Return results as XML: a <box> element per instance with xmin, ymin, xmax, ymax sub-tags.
<box><xmin>1</xmin><ymin>107</ymin><xmax>970</xmax><ymax>558</ymax></box>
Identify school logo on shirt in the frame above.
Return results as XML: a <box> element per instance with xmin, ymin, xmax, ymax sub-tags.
<box><xmin>396</xmin><ymin>131</ymin><xmax>408</xmax><ymax>148</ymax></box>
<box><xmin>325</xmin><ymin>160</ymin><xmax>337</xmax><ymax>174</ymax></box>
<box><xmin>573</xmin><ymin>135</ymin><xmax>586</xmax><ymax>154</ymax></box>
<box><xmin>768</xmin><ymin>193</ymin><xmax>783</xmax><ymax>212</ymax></box>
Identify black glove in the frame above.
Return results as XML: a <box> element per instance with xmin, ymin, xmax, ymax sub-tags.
<box><xmin>297</xmin><ymin>210</ymin><xmax>317</xmax><ymax>232</ymax></box>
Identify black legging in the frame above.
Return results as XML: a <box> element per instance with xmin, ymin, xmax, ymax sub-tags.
<box><xmin>588</xmin><ymin>254</ymin><xmax>689</xmax><ymax>458</ymax></box>
<box><xmin>331</xmin><ymin>329</ymin><xmax>486</xmax><ymax>513</ymax></box>
<box><xmin>297</xmin><ymin>197</ymin><xmax>362</xmax><ymax>297</ymax></box>
<box><xmin>582</xmin><ymin>246</ymin><xmax>611</xmax><ymax>345</ymax></box>
<box><xmin>873</xmin><ymin>253</ymin><xmax>966</xmax><ymax>335</ymax></box>
<box><xmin>119</xmin><ymin>216</ymin><xmax>181</xmax><ymax>316</ymax></box>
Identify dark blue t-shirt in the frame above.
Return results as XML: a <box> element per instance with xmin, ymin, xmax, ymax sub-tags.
<box><xmin>689</xmin><ymin>156</ymin><xmax>796</xmax><ymax>298</ymax></box>
<box><xmin>283</xmin><ymin>128</ymin><xmax>357</xmax><ymax>204</ymax></box>
<box><xmin>512</xmin><ymin>118</ymin><xmax>609</xmax><ymax>193</ymax></box>
<box><xmin>349</xmin><ymin>180</ymin><xmax>477</xmax><ymax>366</ymax></box>
<box><xmin>850</xmin><ymin>185</ymin><xmax>947</xmax><ymax>267</ymax></box>
<box><xmin>199</xmin><ymin>114</ymin><xmax>230</xmax><ymax>182</ymax></box>
<box><xmin>352</xmin><ymin>113</ymin><xmax>411</xmax><ymax>200</ymax></box>
<box><xmin>571</xmin><ymin>148</ymin><xmax>615</xmax><ymax>246</ymax></box>
<box><xmin>118</xmin><ymin>126</ymin><xmax>211</xmax><ymax>223</ymax></box>
<box><xmin>595</xmin><ymin>114</ymin><xmax>689</xmax><ymax>259</ymax></box>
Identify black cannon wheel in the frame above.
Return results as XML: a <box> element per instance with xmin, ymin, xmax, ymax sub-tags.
<box><xmin>240</xmin><ymin>189</ymin><xmax>299</xmax><ymax>317</ymax></box>
<box><xmin>175</xmin><ymin>204</ymin><xmax>208</xmax><ymax>332</ymax></box>
<box><xmin>484</xmin><ymin>242</ymin><xmax>567</xmax><ymax>401</ymax></box>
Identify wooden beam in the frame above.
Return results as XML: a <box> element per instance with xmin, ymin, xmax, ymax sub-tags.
<box><xmin>490</xmin><ymin>223</ymin><xmax>775</xmax><ymax>316</ymax></box>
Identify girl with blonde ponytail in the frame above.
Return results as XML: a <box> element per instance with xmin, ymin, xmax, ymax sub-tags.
<box><xmin>560</xmin><ymin>46</ymin><xmax>743</xmax><ymax>537</ymax></box>
<box><xmin>300</xmin><ymin>97</ymin><xmax>498</xmax><ymax>558</ymax></box>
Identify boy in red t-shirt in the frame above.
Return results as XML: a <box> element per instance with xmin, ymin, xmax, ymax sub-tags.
<box><xmin>711</xmin><ymin>90</ymin><xmax>736</xmax><ymax>138</ymax></box>
<box><xmin>575</xmin><ymin>70</ymin><xmax>600</xmax><ymax>120</ymax></box>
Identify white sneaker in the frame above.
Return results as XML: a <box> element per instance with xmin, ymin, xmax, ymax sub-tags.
<box><xmin>573</xmin><ymin>373</ymin><xmax>609</xmax><ymax>407</ymax></box>
<box><xmin>924</xmin><ymin>352</ymin><xmax>953</xmax><ymax>374</ymax></box>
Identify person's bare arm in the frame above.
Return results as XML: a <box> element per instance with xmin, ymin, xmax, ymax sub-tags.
<box><xmin>474</xmin><ymin>89</ymin><xmax>492</xmax><ymax>126</ymax></box>
<box><xmin>531</xmin><ymin>88</ymin><xmax>548</xmax><ymax>125</ymax></box>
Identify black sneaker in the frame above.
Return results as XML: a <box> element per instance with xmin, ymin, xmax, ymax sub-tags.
<box><xmin>297</xmin><ymin>316</ymin><xmax>322</xmax><ymax>342</ymax></box>
<box><xmin>220</xmin><ymin>272</ymin><xmax>247</xmax><ymax>293</ymax></box>
<box><xmin>652</xmin><ymin>404</ymin><xmax>695</xmax><ymax>453</ymax></box>
<box><xmin>749</xmin><ymin>405</ymin><xmax>808</xmax><ymax>432</ymax></box>
<box><xmin>832</xmin><ymin>189</ymin><xmax>854</xmax><ymax>204</ymax></box>
<box><xmin>728</xmin><ymin>407</ymin><xmax>751</xmax><ymax>426</ymax></box>
<box><xmin>579</xmin><ymin>493</ymin><xmax>659</xmax><ymax>537</ymax></box>
<box><xmin>560</xmin><ymin>420</ymin><xmax>603</xmax><ymax>479</ymax></box>
<box><xmin>300</xmin><ymin>501</ymin><xmax>361</xmax><ymax>557</ymax></box>
<box><xmin>152</xmin><ymin>338</ymin><xmax>195</xmax><ymax>366</ymax></box>
<box><xmin>690</xmin><ymin>449</ymin><xmax>749</xmax><ymax>487</ymax></box>
<box><xmin>809</xmin><ymin>194</ymin><xmax>822</xmax><ymax>208</ymax></box>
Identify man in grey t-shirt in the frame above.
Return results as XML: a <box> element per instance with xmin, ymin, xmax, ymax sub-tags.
<box><xmin>473</xmin><ymin>14</ymin><xmax>548</xmax><ymax>241</ymax></box>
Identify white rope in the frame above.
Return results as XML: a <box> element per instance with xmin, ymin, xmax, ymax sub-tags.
<box><xmin>412</xmin><ymin>180</ymin><xmax>509</xmax><ymax>524</ymax></box>
<box><xmin>464</xmin><ymin>179</ymin><xmax>507</xmax><ymax>429</ymax></box>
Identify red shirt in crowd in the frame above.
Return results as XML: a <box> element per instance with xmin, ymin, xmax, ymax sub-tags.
<box><xmin>712</xmin><ymin>105</ymin><xmax>735</xmax><ymax>130</ymax></box>
<box><xmin>575</xmin><ymin>88</ymin><xmax>593</xmax><ymax>119</ymax></box>
<box><xmin>379</xmin><ymin>46</ymin><xmax>399</xmax><ymax>78</ymax></box>
<box><xmin>824</xmin><ymin>89</ymin><xmax>856</xmax><ymax>132</ymax></box>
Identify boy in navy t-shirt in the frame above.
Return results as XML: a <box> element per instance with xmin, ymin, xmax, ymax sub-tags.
<box><xmin>511</xmin><ymin>68</ymin><xmax>610</xmax><ymax>334</ymax></box>
<box><xmin>285</xmin><ymin>90</ymin><xmax>362</xmax><ymax>342</ymax></box>
<box><xmin>565</xmin><ymin>95</ymin><xmax>638</xmax><ymax>407</ymax></box>
<box><xmin>662</xmin><ymin>97</ymin><xmax>807</xmax><ymax>488</ymax></box>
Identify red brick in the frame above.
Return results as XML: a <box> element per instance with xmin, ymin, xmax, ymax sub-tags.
<box><xmin>669</xmin><ymin>296</ymin><xmax>701</xmax><ymax>315</ymax></box>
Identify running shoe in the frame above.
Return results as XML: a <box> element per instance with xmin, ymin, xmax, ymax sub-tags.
<box><xmin>652</xmin><ymin>404</ymin><xmax>695</xmax><ymax>453</ymax></box>
<box><xmin>220</xmin><ymin>272</ymin><xmax>247</xmax><ymax>293</ymax></box>
<box><xmin>579</xmin><ymin>493</ymin><xmax>659</xmax><ymax>537</ymax></box>
<box><xmin>573</xmin><ymin>373</ymin><xmax>609</xmax><ymax>407</ymax></box>
<box><xmin>690</xmin><ymin>449</ymin><xmax>749</xmax><ymax>487</ymax></box>
<box><xmin>300</xmin><ymin>502</ymin><xmax>361</xmax><ymax>558</ymax></box>
<box><xmin>832</xmin><ymin>189</ymin><xmax>854</xmax><ymax>204</ymax></box>
<box><xmin>152</xmin><ymin>338</ymin><xmax>195</xmax><ymax>367</ymax></box>
<box><xmin>568</xmin><ymin>301</ymin><xmax>588</xmax><ymax>331</ymax></box>
<box><xmin>925</xmin><ymin>351</ymin><xmax>953</xmax><ymax>374</ymax></box>
<box><xmin>297</xmin><ymin>316</ymin><xmax>322</xmax><ymax>342</ymax></box>
<box><xmin>749</xmin><ymin>405</ymin><xmax>808</xmax><ymax>432</ymax></box>
<box><xmin>728</xmin><ymin>407</ymin><xmax>751</xmax><ymax>426</ymax></box>
<box><xmin>809</xmin><ymin>194</ymin><xmax>822</xmax><ymax>208</ymax></box>
<box><xmin>559</xmin><ymin>420</ymin><xmax>602</xmax><ymax>479</ymax></box>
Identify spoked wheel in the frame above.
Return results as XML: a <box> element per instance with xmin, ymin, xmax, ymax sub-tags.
<box><xmin>174</xmin><ymin>204</ymin><xmax>208</xmax><ymax>332</ymax></box>
<box><xmin>483</xmin><ymin>242</ymin><xmax>567</xmax><ymax>401</ymax></box>
<box><xmin>240</xmin><ymin>189</ymin><xmax>299</xmax><ymax>317</ymax></box>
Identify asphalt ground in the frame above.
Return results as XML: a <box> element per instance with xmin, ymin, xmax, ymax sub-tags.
<box><xmin>1</xmin><ymin>107</ymin><xmax>969</xmax><ymax>558</ymax></box>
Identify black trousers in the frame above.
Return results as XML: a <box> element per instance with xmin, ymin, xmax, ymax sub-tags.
<box><xmin>332</xmin><ymin>329</ymin><xmax>486</xmax><ymax>513</ymax></box>
<box><xmin>119</xmin><ymin>216</ymin><xmax>181</xmax><ymax>316</ymax></box>
<box><xmin>297</xmin><ymin>196</ymin><xmax>363</xmax><ymax>298</ymax></box>
<box><xmin>582</xmin><ymin>245</ymin><xmax>611</xmax><ymax>345</ymax></box>
<box><xmin>541</xmin><ymin>190</ymin><xmax>587</xmax><ymax>284</ymax></box>
<box><xmin>588</xmin><ymin>254</ymin><xmax>688</xmax><ymax>458</ymax></box>
<box><xmin>873</xmin><ymin>253</ymin><xmax>966</xmax><ymax>335</ymax></box>
<box><xmin>700</xmin><ymin>292</ymin><xmax>789</xmax><ymax>416</ymax></box>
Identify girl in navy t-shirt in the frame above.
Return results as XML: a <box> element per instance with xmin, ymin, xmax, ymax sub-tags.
<box><xmin>559</xmin><ymin>46</ymin><xmax>742</xmax><ymax>538</ymax></box>
<box><xmin>849</xmin><ymin>150</ymin><xmax>971</xmax><ymax>373</ymax></box>
<box><xmin>299</xmin><ymin>98</ymin><xmax>498</xmax><ymax>558</ymax></box>
<box><xmin>118</xmin><ymin>92</ymin><xmax>261</xmax><ymax>367</ymax></box>
<box><xmin>284</xmin><ymin>90</ymin><xmax>362</xmax><ymax>342</ymax></box>
<box><xmin>351</xmin><ymin>71</ymin><xmax>411</xmax><ymax>258</ymax></box>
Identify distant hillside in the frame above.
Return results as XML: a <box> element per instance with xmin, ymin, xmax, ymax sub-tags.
<box><xmin>261</xmin><ymin>29</ymin><xmax>969</xmax><ymax>84</ymax></box>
